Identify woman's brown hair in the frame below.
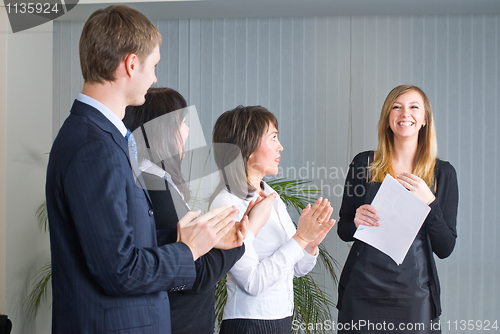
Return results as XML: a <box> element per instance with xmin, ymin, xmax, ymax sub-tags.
<box><xmin>210</xmin><ymin>105</ymin><xmax>278</xmax><ymax>201</ymax></box>
<box><xmin>124</xmin><ymin>87</ymin><xmax>190</xmax><ymax>202</ymax></box>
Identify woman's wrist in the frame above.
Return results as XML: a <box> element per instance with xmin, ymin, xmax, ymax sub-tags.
<box><xmin>427</xmin><ymin>195</ymin><xmax>436</xmax><ymax>206</ymax></box>
<box><xmin>248</xmin><ymin>224</ymin><xmax>260</xmax><ymax>238</ymax></box>
<box><xmin>293</xmin><ymin>232</ymin><xmax>312</xmax><ymax>249</ymax></box>
<box><xmin>304</xmin><ymin>244</ymin><xmax>318</xmax><ymax>256</ymax></box>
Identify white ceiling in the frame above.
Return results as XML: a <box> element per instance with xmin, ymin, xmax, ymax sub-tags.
<box><xmin>59</xmin><ymin>0</ymin><xmax>500</xmax><ymax>21</ymax></box>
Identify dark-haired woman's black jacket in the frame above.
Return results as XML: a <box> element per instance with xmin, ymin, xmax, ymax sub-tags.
<box><xmin>143</xmin><ymin>173</ymin><xmax>245</xmax><ymax>334</ymax></box>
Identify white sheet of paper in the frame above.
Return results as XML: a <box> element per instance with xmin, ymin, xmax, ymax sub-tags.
<box><xmin>353</xmin><ymin>174</ymin><xmax>431</xmax><ymax>265</ymax></box>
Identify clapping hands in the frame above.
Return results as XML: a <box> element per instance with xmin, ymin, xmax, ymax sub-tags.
<box><xmin>294</xmin><ymin>197</ymin><xmax>336</xmax><ymax>254</ymax></box>
<box><xmin>245</xmin><ymin>191</ymin><xmax>277</xmax><ymax>237</ymax></box>
<box><xmin>178</xmin><ymin>206</ymin><xmax>239</xmax><ymax>260</ymax></box>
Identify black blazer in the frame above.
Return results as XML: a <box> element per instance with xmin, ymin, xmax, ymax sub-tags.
<box><xmin>46</xmin><ymin>100</ymin><xmax>197</xmax><ymax>333</ymax></box>
<box><xmin>143</xmin><ymin>173</ymin><xmax>245</xmax><ymax>334</ymax></box>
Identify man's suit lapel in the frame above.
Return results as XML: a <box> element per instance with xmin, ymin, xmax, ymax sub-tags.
<box><xmin>70</xmin><ymin>100</ymin><xmax>153</xmax><ymax>205</ymax></box>
<box><xmin>129</xmin><ymin>157</ymin><xmax>153</xmax><ymax>204</ymax></box>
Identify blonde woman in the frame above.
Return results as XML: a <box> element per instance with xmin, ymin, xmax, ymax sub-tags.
<box><xmin>337</xmin><ymin>85</ymin><xmax>458</xmax><ymax>333</ymax></box>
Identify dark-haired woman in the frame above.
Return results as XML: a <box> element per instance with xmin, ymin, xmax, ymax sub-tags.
<box><xmin>124</xmin><ymin>88</ymin><xmax>249</xmax><ymax>334</ymax></box>
<box><xmin>337</xmin><ymin>85</ymin><xmax>459</xmax><ymax>333</ymax></box>
<box><xmin>210</xmin><ymin>105</ymin><xmax>336</xmax><ymax>334</ymax></box>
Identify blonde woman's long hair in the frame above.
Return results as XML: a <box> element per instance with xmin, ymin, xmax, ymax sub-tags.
<box><xmin>370</xmin><ymin>85</ymin><xmax>437</xmax><ymax>187</ymax></box>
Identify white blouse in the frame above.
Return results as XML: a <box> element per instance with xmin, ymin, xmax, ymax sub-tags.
<box><xmin>210</xmin><ymin>181</ymin><xmax>318</xmax><ymax>320</ymax></box>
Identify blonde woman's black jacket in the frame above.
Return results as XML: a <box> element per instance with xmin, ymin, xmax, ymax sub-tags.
<box><xmin>336</xmin><ymin>151</ymin><xmax>458</xmax><ymax>318</ymax></box>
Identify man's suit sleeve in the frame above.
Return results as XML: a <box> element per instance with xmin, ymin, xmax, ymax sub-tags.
<box><xmin>63</xmin><ymin>139</ymin><xmax>196</xmax><ymax>296</ymax></box>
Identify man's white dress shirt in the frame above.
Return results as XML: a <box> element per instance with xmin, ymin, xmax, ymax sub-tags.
<box><xmin>77</xmin><ymin>93</ymin><xmax>127</xmax><ymax>137</ymax></box>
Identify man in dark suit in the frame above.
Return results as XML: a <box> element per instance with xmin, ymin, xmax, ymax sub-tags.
<box><xmin>45</xmin><ymin>5</ymin><xmax>239</xmax><ymax>333</ymax></box>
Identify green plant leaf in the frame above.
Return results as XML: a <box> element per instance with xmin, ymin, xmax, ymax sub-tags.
<box><xmin>24</xmin><ymin>262</ymin><xmax>52</xmax><ymax>319</ymax></box>
<box><xmin>25</xmin><ymin>202</ymin><xmax>50</xmax><ymax>318</ymax></box>
<box><xmin>35</xmin><ymin>202</ymin><xmax>49</xmax><ymax>233</ymax></box>
<box><xmin>292</xmin><ymin>274</ymin><xmax>335</xmax><ymax>334</ymax></box>
<box><xmin>214</xmin><ymin>275</ymin><xmax>227</xmax><ymax>332</ymax></box>
<box><xmin>266</xmin><ymin>178</ymin><xmax>320</xmax><ymax>213</ymax></box>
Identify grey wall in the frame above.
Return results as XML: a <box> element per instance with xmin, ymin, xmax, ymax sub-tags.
<box><xmin>54</xmin><ymin>14</ymin><xmax>499</xmax><ymax>331</ymax></box>
<box><xmin>5</xmin><ymin>23</ymin><xmax>53</xmax><ymax>334</ymax></box>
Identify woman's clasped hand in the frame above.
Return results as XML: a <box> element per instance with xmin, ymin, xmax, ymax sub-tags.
<box><xmin>397</xmin><ymin>172</ymin><xmax>436</xmax><ymax>205</ymax></box>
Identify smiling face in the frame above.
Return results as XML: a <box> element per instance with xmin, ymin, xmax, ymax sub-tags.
<box><xmin>388</xmin><ymin>89</ymin><xmax>427</xmax><ymax>141</ymax></box>
<box><xmin>247</xmin><ymin>124</ymin><xmax>283</xmax><ymax>179</ymax></box>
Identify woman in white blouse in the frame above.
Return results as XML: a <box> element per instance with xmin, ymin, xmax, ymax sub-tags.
<box><xmin>210</xmin><ymin>105</ymin><xmax>336</xmax><ymax>334</ymax></box>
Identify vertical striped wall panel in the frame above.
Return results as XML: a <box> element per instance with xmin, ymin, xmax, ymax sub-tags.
<box><xmin>54</xmin><ymin>14</ymin><xmax>499</xmax><ymax>331</ymax></box>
